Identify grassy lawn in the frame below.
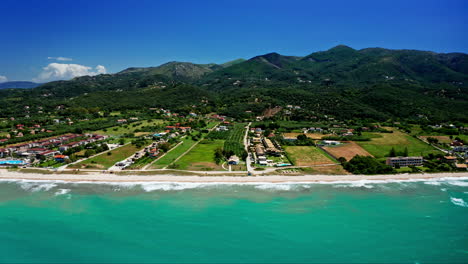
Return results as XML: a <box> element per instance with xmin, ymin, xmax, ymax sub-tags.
<box><xmin>37</xmin><ymin>159</ymin><xmax>64</xmax><ymax>168</ymax></box>
<box><xmin>150</xmin><ymin>138</ymin><xmax>197</xmax><ymax>169</ymax></box>
<box><xmin>205</xmin><ymin>121</ymin><xmax>219</xmax><ymax>129</ymax></box>
<box><xmin>94</xmin><ymin>119</ymin><xmax>165</xmax><ymax>137</ymax></box>
<box><xmin>173</xmin><ymin>139</ymin><xmax>224</xmax><ymax>170</ymax></box>
<box><xmin>284</xmin><ymin>146</ymin><xmax>335</xmax><ymax>166</ymax></box>
<box><xmin>127</xmin><ymin>156</ymin><xmax>154</xmax><ymax>170</ymax></box>
<box><xmin>357</xmin><ymin>130</ymin><xmax>441</xmax><ymax>159</ymax></box>
<box><xmin>70</xmin><ymin>143</ymin><xmax>141</xmax><ymax>169</ymax></box>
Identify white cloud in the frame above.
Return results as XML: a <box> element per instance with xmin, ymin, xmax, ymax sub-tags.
<box><xmin>33</xmin><ymin>63</ymin><xmax>107</xmax><ymax>82</ymax></box>
<box><xmin>0</xmin><ymin>75</ymin><xmax>7</xmax><ymax>83</ymax></box>
<box><xmin>48</xmin><ymin>56</ymin><xmax>73</xmax><ymax>61</ymax></box>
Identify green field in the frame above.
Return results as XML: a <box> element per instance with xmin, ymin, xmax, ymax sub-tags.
<box><xmin>94</xmin><ymin>119</ymin><xmax>165</xmax><ymax>137</ymax></box>
<box><xmin>357</xmin><ymin>130</ymin><xmax>441</xmax><ymax>159</ymax></box>
<box><xmin>127</xmin><ymin>156</ymin><xmax>154</xmax><ymax>169</ymax></box>
<box><xmin>70</xmin><ymin>143</ymin><xmax>141</xmax><ymax>169</ymax></box>
<box><xmin>205</xmin><ymin>121</ymin><xmax>219</xmax><ymax>129</ymax></box>
<box><xmin>173</xmin><ymin>140</ymin><xmax>225</xmax><ymax>171</ymax></box>
<box><xmin>223</xmin><ymin>123</ymin><xmax>246</xmax><ymax>157</ymax></box>
<box><xmin>284</xmin><ymin>146</ymin><xmax>335</xmax><ymax>166</ymax></box>
<box><xmin>150</xmin><ymin>138</ymin><xmax>197</xmax><ymax>169</ymax></box>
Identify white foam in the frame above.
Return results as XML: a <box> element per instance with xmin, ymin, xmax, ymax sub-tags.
<box><xmin>140</xmin><ymin>182</ymin><xmax>207</xmax><ymax>192</ymax></box>
<box><xmin>1</xmin><ymin>176</ymin><xmax>467</xmax><ymax>192</ymax></box>
<box><xmin>333</xmin><ymin>180</ymin><xmax>374</xmax><ymax>189</ymax></box>
<box><xmin>55</xmin><ymin>189</ymin><xmax>70</xmax><ymax>196</ymax></box>
<box><xmin>19</xmin><ymin>181</ymin><xmax>58</xmax><ymax>192</ymax></box>
<box><xmin>424</xmin><ymin>181</ymin><xmax>442</xmax><ymax>186</ymax></box>
<box><xmin>450</xmin><ymin>197</ymin><xmax>468</xmax><ymax>208</ymax></box>
<box><xmin>254</xmin><ymin>183</ymin><xmax>294</xmax><ymax>191</ymax></box>
<box><xmin>445</xmin><ymin>180</ymin><xmax>468</xmax><ymax>187</ymax></box>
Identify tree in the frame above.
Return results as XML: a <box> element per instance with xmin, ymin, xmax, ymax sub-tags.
<box><xmin>388</xmin><ymin>147</ymin><xmax>396</xmax><ymax>157</ymax></box>
<box><xmin>85</xmin><ymin>149</ymin><xmax>96</xmax><ymax>158</ymax></box>
<box><xmin>214</xmin><ymin>147</ymin><xmax>224</xmax><ymax>165</ymax></box>
<box><xmin>337</xmin><ymin>157</ymin><xmax>347</xmax><ymax>164</ymax></box>
<box><xmin>402</xmin><ymin>147</ymin><xmax>408</xmax><ymax>157</ymax></box>
<box><xmin>159</xmin><ymin>142</ymin><xmax>171</xmax><ymax>152</ymax></box>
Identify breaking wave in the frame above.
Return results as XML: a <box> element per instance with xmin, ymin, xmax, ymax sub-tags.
<box><xmin>0</xmin><ymin>177</ymin><xmax>467</xmax><ymax>193</ymax></box>
<box><xmin>450</xmin><ymin>197</ymin><xmax>468</xmax><ymax>208</ymax></box>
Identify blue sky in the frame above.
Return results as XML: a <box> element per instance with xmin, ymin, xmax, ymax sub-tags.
<box><xmin>0</xmin><ymin>0</ymin><xmax>467</xmax><ymax>82</ymax></box>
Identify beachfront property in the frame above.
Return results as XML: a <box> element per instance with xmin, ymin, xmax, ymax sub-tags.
<box><xmin>228</xmin><ymin>155</ymin><xmax>240</xmax><ymax>165</ymax></box>
<box><xmin>386</xmin><ymin>156</ymin><xmax>423</xmax><ymax>167</ymax></box>
<box><xmin>2</xmin><ymin>133</ymin><xmax>107</xmax><ymax>162</ymax></box>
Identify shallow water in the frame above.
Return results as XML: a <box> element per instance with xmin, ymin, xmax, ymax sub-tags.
<box><xmin>0</xmin><ymin>178</ymin><xmax>467</xmax><ymax>263</ymax></box>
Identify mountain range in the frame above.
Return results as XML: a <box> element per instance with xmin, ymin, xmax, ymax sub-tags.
<box><xmin>1</xmin><ymin>45</ymin><xmax>467</xmax><ymax>122</ymax></box>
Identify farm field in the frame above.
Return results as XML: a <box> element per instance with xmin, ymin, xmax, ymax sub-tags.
<box><xmin>173</xmin><ymin>139</ymin><xmax>224</xmax><ymax>171</ymax></box>
<box><xmin>357</xmin><ymin>130</ymin><xmax>441</xmax><ymax>158</ymax></box>
<box><xmin>94</xmin><ymin>119</ymin><xmax>165</xmax><ymax>137</ymax></box>
<box><xmin>284</xmin><ymin>146</ymin><xmax>335</xmax><ymax>166</ymax></box>
<box><xmin>70</xmin><ymin>143</ymin><xmax>142</xmax><ymax>169</ymax></box>
<box><xmin>149</xmin><ymin>138</ymin><xmax>197</xmax><ymax>169</ymax></box>
<box><xmin>224</xmin><ymin>123</ymin><xmax>246</xmax><ymax>157</ymax></box>
<box><xmin>283</xmin><ymin>132</ymin><xmax>331</xmax><ymax>140</ymax></box>
<box><xmin>419</xmin><ymin>136</ymin><xmax>452</xmax><ymax>144</ymax></box>
<box><xmin>322</xmin><ymin>141</ymin><xmax>373</xmax><ymax>161</ymax></box>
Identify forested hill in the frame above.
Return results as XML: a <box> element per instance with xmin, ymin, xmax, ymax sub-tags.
<box><xmin>0</xmin><ymin>45</ymin><xmax>467</xmax><ymax>122</ymax></box>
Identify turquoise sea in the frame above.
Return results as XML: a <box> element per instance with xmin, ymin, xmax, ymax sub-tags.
<box><xmin>0</xmin><ymin>178</ymin><xmax>467</xmax><ymax>263</ymax></box>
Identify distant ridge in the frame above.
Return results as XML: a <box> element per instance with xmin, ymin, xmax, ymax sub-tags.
<box><xmin>0</xmin><ymin>81</ymin><xmax>41</xmax><ymax>89</ymax></box>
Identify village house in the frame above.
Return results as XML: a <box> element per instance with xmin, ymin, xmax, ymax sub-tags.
<box><xmin>386</xmin><ymin>156</ymin><xmax>423</xmax><ymax>167</ymax></box>
<box><xmin>0</xmin><ymin>148</ymin><xmax>9</xmax><ymax>158</ymax></box>
<box><xmin>228</xmin><ymin>155</ymin><xmax>240</xmax><ymax>165</ymax></box>
<box><xmin>443</xmin><ymin>156</ymin><xmax>457</xmax><ymax>164</ymax></box>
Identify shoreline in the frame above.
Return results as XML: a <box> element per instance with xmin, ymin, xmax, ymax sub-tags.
<box><xmin>0</xmin><ymin>169</ymin><xmax>467</xmax><ymax>183</ymax></box>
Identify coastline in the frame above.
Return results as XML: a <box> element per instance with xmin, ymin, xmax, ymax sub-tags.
<box><xmin>0</xmin><ymin>169</ymin><xmax>467</xmax><ymax>183</ymax></box>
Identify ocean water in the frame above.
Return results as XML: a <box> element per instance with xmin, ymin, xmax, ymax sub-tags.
<box><xmin>0</xmin><ymin>178</ymin><xmax>467</xmax><ymax>263</ymax></box>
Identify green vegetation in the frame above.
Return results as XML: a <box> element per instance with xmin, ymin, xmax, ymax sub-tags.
<box><xmin>94</xmin><ymin>119</ymin><xmax>164</xmax><ymax>136</ymax></box>
<box><xmin>1</xmin><ymin>46</ymin><xmax>467</xmax><ymax>124</ymax></box>
<box><xmin>173</xmin><ymin>140</ymin><xmax>225</xmax><ymax>170</ymax></box>
<box><xmin>223</xmin><ymin>124</ymin><xmax>246</xmax><ymax>158</ymax></box>
<box><xmin>127</xmin><ymin>155</ymin><xmax>153</xmax><ymax>170</ymax></box>
<box><xmin>357</xmin><ymin>130</ymin><xmax>440</xmax><ymax>158</ymax></box>
<box><xmin>342</xmin><ymin>156</ymin><xmax>395</xmax><ymax>175</ymax></box>
<box><xmin>284</xmin><ymin>146</ymin><xmax>335</xmax><ymax>166</ymax></box>
<box><xmin>150</xmin><ymin>138</ymin><xmax>197</xmax><ymax>169</ymax></box>
<box><xmin>71</xmin><ymin>143</ymin><xmax>142</xmax><ymax>169</ymax></box>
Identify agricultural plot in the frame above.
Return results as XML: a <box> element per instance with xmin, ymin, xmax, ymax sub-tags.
<box><xmin>322</xmin><ymin>142</ymin><xmax>373</xmax><ymax>161</ymax></box>
<box><xmin>94</xmin><ymin>119</ymin><xmax>165</xmax><ymax>137</ymax></box>
<box><xmin>419</xmin><ymin>136</ymin><xmax>452</xmax><ymax>144</ymax></box>
<box><xmin>70</xmin><ymin>143</ymin><xmax>141</xmax><ymax>169</ymax></box>
<box><xmin>150</xmin><ymin>138</ymin><xmax>197</xmax><ymax>169</ymax></box>
<box><xmin>173</xmin><ymin>140</ymin><xmax>224</xmax><ymax>171</ymax></box>
<box><xmin>357</xmin><ymin>130</ymin><xmax>441</xmax><ymax>158</ymax></box>
<box><xmin>284</xmin><ymin>146</ymin><xmax>335</xmax><ymax>166</ymax></box>
<box><xmin>283</xmin><ymin>132</ymin><xmax>331</xmax><ymax>140</ymax></box>
<box><xmin>223</xmin><ymin>123</ymin><xmax>246</xmax><ymax>157</ymax></box>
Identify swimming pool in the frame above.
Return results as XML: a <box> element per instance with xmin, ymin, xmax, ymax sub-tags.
<box><xmin>0</xmin><ymin>160</ymin><xmax>24</xmax><ymax>165</ymax></box>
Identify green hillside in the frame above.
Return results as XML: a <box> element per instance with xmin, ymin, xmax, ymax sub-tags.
<box><xmin>0</xmin><ymin>45</ymin><xmax>466</xmax><ymax>122</ymax></box>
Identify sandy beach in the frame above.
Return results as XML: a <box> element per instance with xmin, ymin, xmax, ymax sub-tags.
<box><xmin>0</xmin><ymin>169</ymin><xmax>467</xmax><ymax>183</ymax></box>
